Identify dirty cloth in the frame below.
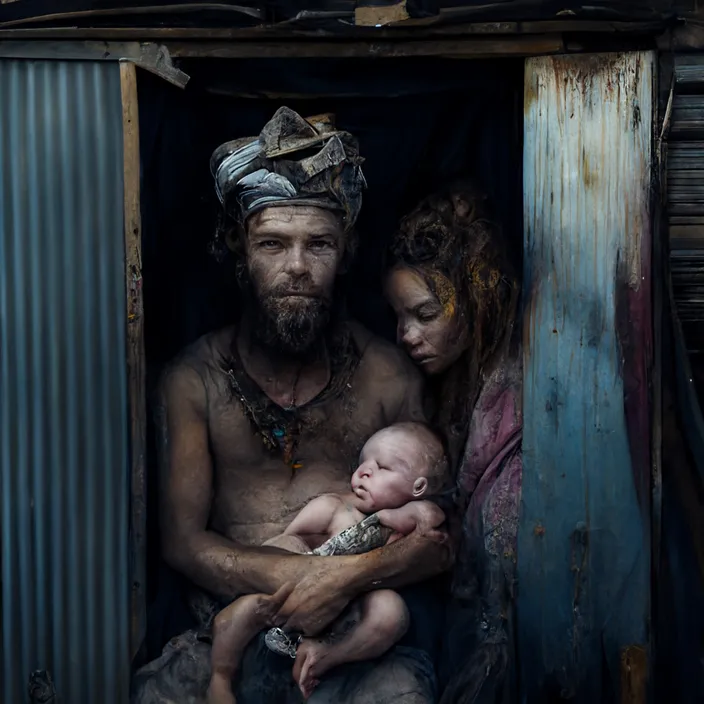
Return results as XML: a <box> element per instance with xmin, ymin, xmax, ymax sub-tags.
<box><xmin>210</xmin><ymin>106</ymin><xmax>366</xmax><ymax>228</ymax></box>
<box><xmin>439</xmin><ymin>348</ymin><xmax>523</xmax><ymax>704</ymax></box>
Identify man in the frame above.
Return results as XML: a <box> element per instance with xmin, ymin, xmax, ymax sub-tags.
<box><xmin>132</xmin><ymin>107</ymin><xmax>452</xmax><ymax>704</ymax></box>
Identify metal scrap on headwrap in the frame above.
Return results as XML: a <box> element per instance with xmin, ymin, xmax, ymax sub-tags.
<box><xmin>210</xmin><ymin>107</ymin><xmax>367</xmax><ymax>230</ymax></box>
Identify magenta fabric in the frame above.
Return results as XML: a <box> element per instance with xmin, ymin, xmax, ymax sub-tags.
<box><xmin>440</xmin><ymin>350</ymin><xmax>522</xmax><ymax>704</ymax></box>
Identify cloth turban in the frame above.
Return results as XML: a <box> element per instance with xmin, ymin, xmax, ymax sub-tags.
<box><xmin>210</xmin><ymin>107</ymin><xmax>367</xmax><ymax>230</ymax></box>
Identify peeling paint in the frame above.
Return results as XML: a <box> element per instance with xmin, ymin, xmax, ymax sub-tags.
<box><xmin>519</xmin><ymin>52</ymin><xmax>653</xmax><ymax>702</ymax></box>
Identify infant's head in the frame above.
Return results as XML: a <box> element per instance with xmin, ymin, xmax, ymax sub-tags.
<box><xmin>350</xmin><ymin>422</ymin><xmax>448</xmax><ymax>513</ymax></box>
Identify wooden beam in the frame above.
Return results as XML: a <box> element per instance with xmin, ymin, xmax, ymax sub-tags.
<box><xmin>0</xmin><ymin>3</ymin><xmax>262</xmax><ymax>29</ymax></box>
<box><xmin>120</xmin><ymin>60</ymin><xmax>147</xmax><ymax>661</ymax></box>
<box><xmin>0</xmin><ymin>40</ymin><xmax>189</xmax><ymax>87</ymax></box>
<box><xmin>0</xmin><ymin>19</ymin><xmax>668</xmax><ymax>41</ymax></box>
<box><xmin>164</xmin><ymin>35</ymin><xmax>564</xmax><ymax>58</ymax></box>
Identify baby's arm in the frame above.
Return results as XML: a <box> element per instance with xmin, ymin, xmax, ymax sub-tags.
<box><xmin>262</xmin><ymin>494</ymin><xmax>342</xmax><ymax>552</ymax></box>
<box><xmin>284</xmin><ymin>494</ymin><xmax>342</xmax><ymax>537</ymax></box>
<box><xmin>376</xmin><ymin>501</ymin><xmax>446</xmax><ymax>542</ymax></box>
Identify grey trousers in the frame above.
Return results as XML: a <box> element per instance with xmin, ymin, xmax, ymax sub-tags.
<box><xmin>131</xmin><ymin>628</ymin><xmax>436</xmax><ymax>704</ymax></box>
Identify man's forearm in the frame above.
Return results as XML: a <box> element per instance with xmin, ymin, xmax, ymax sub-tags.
<box><xmin>346</xmin><ymin>531</ymin><xmax>454</xmax><ymax>594</ymax></box>
<box><xmin>165</xmin><ymin>530</ymin><xmax>317</xmax><ymax>599</ymax></box>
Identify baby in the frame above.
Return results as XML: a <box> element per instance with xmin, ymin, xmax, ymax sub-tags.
<box><xmin>207</xmin><ymin>421</ymin><xmax>448</xmax><ymax>704</ymax></box>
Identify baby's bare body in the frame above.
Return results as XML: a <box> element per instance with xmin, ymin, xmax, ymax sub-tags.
<box><xmin>208</xmin><ymin>492</ymin><xmax>445</xmax><ymax>703</ymax></box>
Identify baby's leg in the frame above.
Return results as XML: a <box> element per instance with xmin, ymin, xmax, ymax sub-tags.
<box><xmin>293</xmin><ymin>589</ymin><xmax>410</xmax><ymax>699</ymax></box>
<box><xmin>208</xmin><ymin>584</ymin><xmax>293</xmax><ymax>704</ymax></box>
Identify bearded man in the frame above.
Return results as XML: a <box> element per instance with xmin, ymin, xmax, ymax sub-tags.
<box><xmin>131</xmin><ymin>108</ymin><xmax>452</xmax><ymax>704</ymax></box>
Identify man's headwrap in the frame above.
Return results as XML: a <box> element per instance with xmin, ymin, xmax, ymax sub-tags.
<box><xmin>210</xmin><ymin>107</ymin><xmax>366</xmax><ymax>230</ymax></box>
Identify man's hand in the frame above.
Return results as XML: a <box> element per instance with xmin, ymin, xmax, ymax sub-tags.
<box><xmin>274</xmin><ymin>557</ymin><xmax>357</xmax><ymax>636</ymax></box>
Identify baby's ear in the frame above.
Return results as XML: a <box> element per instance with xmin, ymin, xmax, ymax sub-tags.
<box><xmin>412</xmin><ymin>477</ymin><xmax>428</xmax><ymax>498</ymax></box>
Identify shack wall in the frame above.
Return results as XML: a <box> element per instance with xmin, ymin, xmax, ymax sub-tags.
<box><xmin>0</xmin><ymin>59</ymin><xmax>130</xmax><ymax>703</ymax></box>
<box><xmin>519</xmin><ymin>51</ymin><xmax>654</xmax><ymax>701</ymax></box>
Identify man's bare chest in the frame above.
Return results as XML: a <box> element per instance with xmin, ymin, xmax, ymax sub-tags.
<box><xmin>207</xmin><ymin>387</ymin><xmax>385</xmax><ymax>471</ymax></box>
<box><xmin>205</xmin><ymin>386</ymin><xmax>388</xmax><ymax>542</ymax></box>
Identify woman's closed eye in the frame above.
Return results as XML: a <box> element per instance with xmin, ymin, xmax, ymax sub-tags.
<box><xmin>415</xmin><ymin>304</ymin><xmax>441</xmax><ymax>322</ymax></box>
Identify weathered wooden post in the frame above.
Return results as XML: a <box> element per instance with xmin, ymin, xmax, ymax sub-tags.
<box><xmin>519</xmin><ymin>52</ymin><xmax>654</xmax><ymax>702</ymax></box>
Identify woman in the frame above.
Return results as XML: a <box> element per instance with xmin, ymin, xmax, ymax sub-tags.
<box><xmin>385</xmin><ymin>180</ymin><xmax>522</xmax><ymax>704</ymax></box>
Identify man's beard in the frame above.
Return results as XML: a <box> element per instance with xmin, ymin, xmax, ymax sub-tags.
<box><xmin>243</xmin><ymin>278</ymin><xmax>334</xmax><ymax>357</ymax></box>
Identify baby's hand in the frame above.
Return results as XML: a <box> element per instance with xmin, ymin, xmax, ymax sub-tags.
<box><xmin>377</xmin><ymin>501</ymin><xmax>446</xmax><ymax>540</ymax></box>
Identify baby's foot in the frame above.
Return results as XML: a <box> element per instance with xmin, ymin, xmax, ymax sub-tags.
<box><xmin>293</xmin><ymin>638</ymin><xmax>340</xmax><ymax>699</ymax></box>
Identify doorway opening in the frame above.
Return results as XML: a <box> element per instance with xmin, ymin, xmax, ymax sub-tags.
<box><xmin>134</xmin><ymin>54</ymin><xmax>524</xmax><ymax>670</ymax></box>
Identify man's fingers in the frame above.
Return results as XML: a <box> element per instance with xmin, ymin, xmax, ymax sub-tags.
<box><xmin>272</xmin><ymin>591</ymin><xmax>297</xmax><ymax>626</ymax></box>
<box><xmin>289</xmin><ymin>612</ymin><xmax>328</xmax><ymax>637</ymax></box>
<box><xmin>421</xmin><ymin>528</ymin><xmax>447</xmax><ymax>544</ymax></box>
<box><xmin>271</xmin><ymin>582</ymin><xmax>296</xmax><ymax>607</ymax></box>
<box><xmin>256</xmin><ymin>583</ymin><xmax>296</xmax><ymax>624</ymax></box>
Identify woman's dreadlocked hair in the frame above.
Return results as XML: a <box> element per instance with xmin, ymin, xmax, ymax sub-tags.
<box><xmin>390</xmin><ymin>179</ymin><xmax>518</xmax><ymax>471</ymax></box>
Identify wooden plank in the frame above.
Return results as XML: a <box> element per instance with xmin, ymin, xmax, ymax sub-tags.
<box><xmin>520</xmin><ymin>52</ymin><xmax>653</xmax><ymax>702</ymax></box>
<box><xmin>355</xmin><ymin>1</ymin><xmax>410</xmax><ymax>26</ymax></box>
<box><xmin>0</xmin><ymin>41</ymin><xmax>189</xmax><ymax>86</ymax></box>
<box><xmin>0</xmin><ymin>3</ymin><xmax>262</xmax><ymax>28</ymax></box>
<box><xmin>164</xmin><ymin>34</ymin><xmax>564</xmax><ymax>58</ymax></box>
<box><xmin>0</xmin><ymin>39</ymin><xmax>144</xmax><ymax>60</ymax></box>
<box><xmin>620</xmin><ymin>646</ymin><xmax>649</xmax><ymax>704</ymax></box>
<box><xmin>0</xmin><ymin>19</ymin><xmax>668</xmax><ymax>40</ymax></box>
<box><xmin>0</xmin><ymin>35</ymin><xmax>563</xmax><ymax>60</ymax></box>
<box><xmin>120</xmin><ymin>61</ymin><xmax>147</xmax><ymax>661</ymax></box>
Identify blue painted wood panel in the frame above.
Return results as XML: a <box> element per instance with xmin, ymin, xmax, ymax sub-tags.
<box><xmin>519</xmin><ymin>52</ymin><xmax>653</xmax><ymax>702</ymax></box>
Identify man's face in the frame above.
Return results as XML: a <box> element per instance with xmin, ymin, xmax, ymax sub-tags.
<box><xmin>242</xmin><ymin>206</ymin><xmax>345</xmax><ymax>355</ymax></box>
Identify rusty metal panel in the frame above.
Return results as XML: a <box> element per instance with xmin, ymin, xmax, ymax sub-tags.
<box><xmin>520</xmin><ymin>52</ymin><xmax>653</xmax><ymax>701</ymax></box>
<box><xmin>0</xmin><ymin>60</ymin><xmax>129</xmax><ymax>703</ymax></box>
<box><xmin>668</xmin><ymin>58</ymin><xmax>704</xmax><ymax>352</ymax></box>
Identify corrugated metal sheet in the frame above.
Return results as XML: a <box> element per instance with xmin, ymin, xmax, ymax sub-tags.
<box><xmin>669</xmin><ymin>56</ymin><xmax>704</xmax><ymax>352</ymax></box>
<box><xmin>0</xmin><ymin>60</ymin><xmax>129</xmax><ymax>703</ymax></box>
<box><xmin>519</xmin><ymin>52</ymin><xmax>653</xmax><ymax>701</ymax></box>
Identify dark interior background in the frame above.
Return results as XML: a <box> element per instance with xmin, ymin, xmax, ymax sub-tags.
<box><xmin>136</xmin><ymin>56</ymin><xmax>524</xmax><ymax>662</ymax></box>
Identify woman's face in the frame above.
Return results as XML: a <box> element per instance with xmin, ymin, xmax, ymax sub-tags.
<box><xmin>385</xmin><ymin>266</ymin><xmax>468</xmax><ymax>376</ymax></box>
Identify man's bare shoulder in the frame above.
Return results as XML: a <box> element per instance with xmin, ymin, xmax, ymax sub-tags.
<box><xmin>346</xmin><ymin>321</ymin><xmax>425</xmax><ymax>423</ymax></box>
<box><xmin>347</xmin><ymin>321</ymin><xmax>420</xmax><ymax>382</ymax></box>
<box><xmin>159</xmin><ymin>325</ymin><xmax>235</xmax><ymax>400</ymax></box>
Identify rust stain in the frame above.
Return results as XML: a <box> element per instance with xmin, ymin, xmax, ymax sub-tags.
<box><xmin>620</xmin><ymin>645</ymin><xmax>648</xmax><ymax>704</ymax></box>
<box><xmin>533</xmin><ymin>523</ymin><xmax>546</xmax><ymax>537</ymax></box>
<box><xmin>581</xmin><ymin>147</ymin><xmax>597</xmax><ymax>190</ymax></box>
<box><xmin>524</xmin><ymin>65</ymin><xmax>541</xmax><ymax>115</ymax></box>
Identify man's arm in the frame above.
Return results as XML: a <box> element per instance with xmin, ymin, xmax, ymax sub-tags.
<box><xmin>157</xmin><ymin>360</ymin><xmax>322</xmax><ymax>600</ymax></box>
